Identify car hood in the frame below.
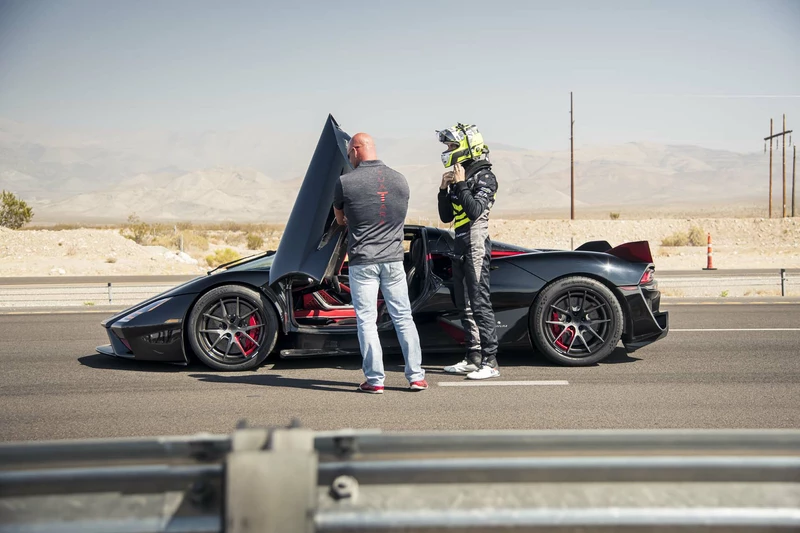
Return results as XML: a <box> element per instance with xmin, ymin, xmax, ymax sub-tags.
<box><xmin>269</xmin><ymin>115</ymin><xmax>352</xmax><ymax>286</ymax></box>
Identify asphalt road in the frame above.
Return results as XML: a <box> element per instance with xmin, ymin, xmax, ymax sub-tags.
<box><xmin>1</xmin><ymin>303</ymin><xmax>798</xmax><ymax>442</ymax></box>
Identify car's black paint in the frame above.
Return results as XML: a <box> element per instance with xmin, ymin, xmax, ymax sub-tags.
<box><xmin>269</xmin><ymin>114</ymin><xmax>352</xmax><ymax>286</ymax></box>
<box><xmin>511</xmin><ymin>251</ymin><xmax>647</xmax><ymax>288</ymax></box>
<box><xmin>109</xmin><ymin>293</ymin><xmax>196</xmax><ymax>363</ymax></box>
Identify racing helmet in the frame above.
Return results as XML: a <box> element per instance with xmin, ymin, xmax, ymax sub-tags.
<box><xmin>437</xmin><ymin>123</ymin><xmax>487</xmax><ymax>168</ymax></box>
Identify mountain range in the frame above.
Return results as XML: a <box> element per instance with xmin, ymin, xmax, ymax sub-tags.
<box><xmin>0</xmin><ymin>117</ymin><xmax>778</xmax><ymax>222</ymax></box>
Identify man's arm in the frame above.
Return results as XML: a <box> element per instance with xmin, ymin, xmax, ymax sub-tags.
<box><xmin>333</xmin><ymin>178</ymin><xmax>347</xmax><ymax>225</ymax></box>
<box><xmin>438</xmin><ymin>188</ymin><xmax>454</xmax><ymax>223</ymax></box>
<box><xmin>437</xmin><ymin>171</ymin><xmax>455</xmax><ymax>223</ymax></box>
<box><xmin>454</xmin><ymin>170</ymin><xmax>497</xmax><ymax>220</ymax></box>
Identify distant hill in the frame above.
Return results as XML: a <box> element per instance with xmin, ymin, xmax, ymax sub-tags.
<box><xmin>0</xmin><ymin>117</ymin><xmax>775</xmax><ymax>222</ymax></box>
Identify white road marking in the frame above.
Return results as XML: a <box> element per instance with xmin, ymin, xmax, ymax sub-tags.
<box><xmin>672</xmin><ymin>328</ymin><xmax>800</xmax><ymax>332</ymax></box>
<box><xmin>439</xmin><ymin>380</ymin><xmax>569</xmax><ymax>387</ymax></box>
<box><xmin>664</xmin><ymin>301</ymin><xmax>800</xmax><ymax>306</ymax></box>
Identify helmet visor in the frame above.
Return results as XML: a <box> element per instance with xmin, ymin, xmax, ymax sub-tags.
<box><xmin>437</xmin><ymin>129</ymin><xmax>458</xmax><ymax>144</ymax></box>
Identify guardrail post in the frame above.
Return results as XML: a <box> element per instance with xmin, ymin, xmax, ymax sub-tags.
<box><xmin>108</xmin><ymin>282</ymin><xmax>112</xmax><ymax>304</ymax></box>
<box><xmin>781</xmin><ymin>268</ymin><xmax>787</xmax><ymax>297</ymax></box>
<box><xmin>226</xmin><ymin>427</ymin><xmax>317</xmax><ymax>533</ymax></box>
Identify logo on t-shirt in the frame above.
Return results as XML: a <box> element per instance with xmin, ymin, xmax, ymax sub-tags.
<box><xmin>377</xmin><ymin>171</ymin><xmax>388</xmax><ymax>225</ymax></box>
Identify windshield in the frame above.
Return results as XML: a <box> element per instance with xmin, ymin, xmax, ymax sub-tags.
<box><xmin>224</xmin><ymin>252</ymin><xmax>275</xmax><ymax>273</ymax></box>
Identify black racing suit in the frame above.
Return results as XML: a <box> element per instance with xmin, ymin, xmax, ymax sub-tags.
<box><xmin>437</xmin><ymin>159</ymin><xmax>499</xmax><ymax>368</ymax></box>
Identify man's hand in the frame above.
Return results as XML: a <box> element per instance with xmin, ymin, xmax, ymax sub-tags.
<box><xmin>440</xmin><ymin>171</ymin><xmax>454</xmax><ymax>190</ymax></box>
<box><xmin>452</xmin><ymin>163</ymin><xmax>465</xmax><ymax>183</ymax></box>
<box><xmin>334</xmin><ymin>206</ymin><xmax>347</xmax><ymax>226</ymax></box>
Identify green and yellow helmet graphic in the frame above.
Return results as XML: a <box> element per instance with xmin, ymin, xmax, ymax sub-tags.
<box><xmin>437</xmin><ymin>123</ymin><xmax>487</xmax><ymax>168</ymax></box>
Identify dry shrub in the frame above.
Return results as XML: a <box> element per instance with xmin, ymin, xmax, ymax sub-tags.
<box><xmin>182</xmin><ymin>231</ymin><xmax>209</xmax><ymax>252</ymax></box>
<box><xmin>246</xmin><ymin>233</ymin><xmax>264</xmax><ymax>250</ymax></box>
<box><xmin>149</xmin><ymin>223</ymin><xmax>172</xmax><ymax>237</ymax></box>
<box><xmin>22</xmin><ymin>223</ymin><xmax>82</xmax><ymax>231</ymax></box>
<box><xmin>661</xmin><ymin>225</ymin><xmax>706</xmax><ymax>247</ymax></box>
<box><xmin>123</xmin><ymin>213</ymin><xmax>152</xmax><ymax>244</ymax></box>
<box><xmin>205</xmin><ymin>248</ymin><xmax>241</xmax><ymax>267</ymax></box>
<box><xmin>105</xmin><ymin>257</ymin><xmax>117</xmax><ymax>263</ymax></box>
<box><xmin>609</xmin><ymin>212</ymin><xmax>620</xmax><ymax>220</ymax></box>
<box><xmin>215</xmin><ymin>221</ymin><xmax>254</xmax><ymax>233</ymax></box>
<box><xmin>194</xmin><ymin>221</ymin><xmax>283</xmax><ymax>233</ymax></box>
<box><xmin>661</xmin><ymin>232</ymin><xmax>689</xmax><ymax>246</ymax></box>
<box><xmin>151</xmin><ymin>235</ymin><xmax>177</xmax><ymax>248</ymax></box>
<box><xmin>687</xmin><ymin>225</ymin><xmax>706</xmax><ymax>246</ymax></box>
<box><xmin>219</xmin><ymin>231</ymin><xmax>245</xmax><ymax>247</ymax></box>
<box><xmin>152</xmin><ymin>231</ymin><xmax>210</xmax><ymax>252</ymax></box>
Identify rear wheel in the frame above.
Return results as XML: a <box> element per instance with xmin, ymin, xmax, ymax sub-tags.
<box><xmin>187</xmin><ymin>285</ymin><xmax>278</xmax><ymax>371</ymax></box>
<box><xmin>531</xmin><ymin>276</ymin><xmax>623</xmax><ymax>366</ymax></box>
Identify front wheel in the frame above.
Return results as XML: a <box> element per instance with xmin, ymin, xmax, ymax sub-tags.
<box><xmin>530</xmin><ymin>276</ymin><xmax>624</xmax><ymax>366</ymax></box>
<box><xmin>187</xmin><ymin>285</ymin><xmax>278</xmax><ymax>371</ymax></box>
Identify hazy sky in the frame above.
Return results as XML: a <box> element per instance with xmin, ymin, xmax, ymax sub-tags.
<box><xmin>0</xmin><ymin>0</ymin><xmax>798</xmax><ymax>152</ymax></box>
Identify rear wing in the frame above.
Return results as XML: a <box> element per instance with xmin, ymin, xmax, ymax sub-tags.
<box><xmin>576</xmin><ymin>240</ymin><xmax>654</xmax><ymax>263</ymax></box>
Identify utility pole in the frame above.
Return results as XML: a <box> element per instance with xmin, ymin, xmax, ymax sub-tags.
<box><xmin>764</xmin><ymin>115</ymin><xmax>793</xmax><ymax>218</ymax></box>
<box><xmin>570</xmin><ymin>91</ymin><xmax>575</xmax><ymax>220</ymax></box>
<box><xmin>783</xmin><ymin>114</ymin><xmax>787</xmax><ymax>218</ymax></box>
<box><xmin>793</xmin><ymin>145</ymin><xmax>796</xmax><ymax>218</ymax></box>
<box><xmin>769</xmin><ymin>119</ymin><xmax>773</xmax><ymax>218</ymax></box>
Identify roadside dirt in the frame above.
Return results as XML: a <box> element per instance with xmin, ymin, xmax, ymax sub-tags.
<box><xmin>1</xmin><ymin>217</ymin><xmax>799</xmax><ymax>277</ymax></box>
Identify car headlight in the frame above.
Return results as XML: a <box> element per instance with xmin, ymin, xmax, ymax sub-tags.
<box><xmin>116</xmin><ymin>298</ymin><xmax>172</xmax><ymax>324</ymax></box>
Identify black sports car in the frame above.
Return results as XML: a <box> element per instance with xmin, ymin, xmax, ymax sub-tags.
<box><xmin>97</xmin><ymin>115</ymin><xmax>668</xmax><ymax>371</ymax></box>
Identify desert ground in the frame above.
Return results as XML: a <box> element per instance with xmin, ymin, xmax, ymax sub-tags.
<box><xmin>1</xmin><ymin>216</ymin><xmax>798</xmax><ymax>277</ymax></box>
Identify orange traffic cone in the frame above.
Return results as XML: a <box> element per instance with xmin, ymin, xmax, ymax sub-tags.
<box><xmin>703</xmin><ymin>233</ymin><xmax>717</xmax><ymax>270</ymax></box>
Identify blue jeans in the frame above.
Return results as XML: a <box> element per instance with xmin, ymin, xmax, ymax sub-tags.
<box><xmin>348</xmin><ymin>261</ymin><xmax>425</xmax><ymax>386</ymax></box>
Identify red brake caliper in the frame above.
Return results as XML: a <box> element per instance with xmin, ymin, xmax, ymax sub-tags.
<box><xmin>240</xmin><ymin>315</ymin><xmax>261</xmax><ymax>357</ymax></box>
<box><xmin>551</xmin><ymin>311</ymin><xmax>573</xmax><ymax>350</ymax></box>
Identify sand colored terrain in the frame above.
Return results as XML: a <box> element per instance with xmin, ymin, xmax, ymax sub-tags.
<box><xmin>1</xmin><ymin>217</ymin><xmax>799</xmax><ymax>277</ymax></box>
<box><xmin>491</xmin><ymin>217</ymin><xmax>800</xmax><ymax>270</ymax></box>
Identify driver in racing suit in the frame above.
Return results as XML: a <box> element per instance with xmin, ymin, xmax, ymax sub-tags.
<box><xmin>436</xmin><ymin>123</ymin><xmax>500</xmax><ymax>380</ymax></box>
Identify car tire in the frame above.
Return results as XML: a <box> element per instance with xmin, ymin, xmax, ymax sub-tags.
<box><xmin>530</xmin><ymin>276</ymin><xmax>623</xmax><ymax>366</ymax></box>
<box><xmin>187</xmin><ymin>285</ymin><xmax>278</xmax><ymax>371</ymax></box>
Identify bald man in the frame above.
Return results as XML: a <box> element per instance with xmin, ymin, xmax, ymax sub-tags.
<box><xmin>333</xmin><ymin>133</ymin><xmax>427</xmax><ymax>394</ymax></box>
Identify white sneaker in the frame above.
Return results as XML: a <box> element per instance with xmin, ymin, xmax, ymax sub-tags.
<box><xmin>466</xmin><ymin>366</ymin><xmax>500</xmax><ymax>380</ymax></box>
<box><xmin>444</xmin><ymin>359</ymin><xmax>479</xmax><ymax>374</ymax></box>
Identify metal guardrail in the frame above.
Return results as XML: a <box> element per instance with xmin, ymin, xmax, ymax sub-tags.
<box><xmin>0</xmin><ymin>270</ymin><xmax>796</xmax><ymax>308</ymax></box>
<box><xmin>1</xmin><ymin>426</ymin><xmax>800</xmax><ymax>532</ymax></box>
<box><xmin>655</xmin><ymin>270</ymin><xmax>796</xmax><ymax>298</ymax></box>
<box><xmin>0</xmin><ymin>283</ymin><xmax>175</xmax><ymax>308</ymax></box>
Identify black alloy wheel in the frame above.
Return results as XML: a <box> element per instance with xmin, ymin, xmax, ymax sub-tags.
<box><xmin>187</xmin><ymin>285</ymin><xmax>278</xmax><ymax>371</ymax></box>
<box><xmin>531</xmin><ymin>276</ymin><xmax>624</xmax><ymax>366</ymax></box>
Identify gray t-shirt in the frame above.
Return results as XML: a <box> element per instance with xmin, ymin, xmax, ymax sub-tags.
<box><xmin>333</xmin><ymin>160</ymin><xmax>408</xmax><ymax>266</ymax></box>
